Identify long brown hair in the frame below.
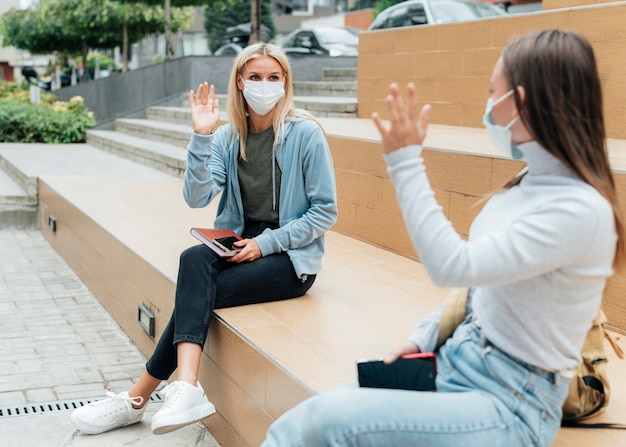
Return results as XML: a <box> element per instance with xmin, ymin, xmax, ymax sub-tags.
<box><xmin>226</xmin><ymin>42</ymin><xmax>319</xmax><ymax>160</ymax></box>
<box><xmin>500</xmin><ymin>29</ymin><xmax>626</xmax><ymax>271</ymax></box>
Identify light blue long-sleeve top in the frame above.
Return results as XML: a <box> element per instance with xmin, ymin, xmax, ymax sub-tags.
<box><xmin>385</xmin><ymin>141</ymin><xmax>616</xmax><ymax>371</ymax></box>
<box><xmin>183</xmin><ymin>119</ymin><xmax>338</xmax><ymax>279</ymax></box>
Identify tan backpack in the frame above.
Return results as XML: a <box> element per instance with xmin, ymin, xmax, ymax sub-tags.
<box><xmin>436</xmin><ymin>288</ymin><xmax>624</xmax><ymax>426</ymax></box>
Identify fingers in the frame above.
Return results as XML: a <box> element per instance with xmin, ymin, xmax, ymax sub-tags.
<box><xmin>372</xmin><ymin>82</ymin><xmax>431</xmax><ymax>152</ymax></box>
<box><xmin>228</xmin><ymin>239</ymin><xmax>261</xmax><ymax>263</ymax></box>
<box><xmin>407</xmin><ymin>82</ymin><xmax>417</xmax><ymax>124</ymax></box>
<box><xmin>383</xmin><ymin>341</ymin><xmax>420</xmax><ymax>364</ymax></box>
<box><xmin>371</xmin><ymin>112</ymin><xmax>387</xmax><ymax>137</ymax></box>
<box><xmin>207</xmin><ymin>83</ymin><xmax>214</xmax><ymax>106</ymax></box>
<box><xmin>193</xmin><ymin>82</ymin><xmax>211</xmax><ymax>106</ymax></box>
<box><xmin>418</xmin><ymin>103</ymin><xmax>431</xmax><ymax>140</ymax></box>
<box><xmin>385</xmin><ymin>83</ymin><xmax>401</xmax><ymax>125</ymax></box>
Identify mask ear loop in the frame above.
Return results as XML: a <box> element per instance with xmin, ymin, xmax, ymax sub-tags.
<box><xmin>491</xmin><ymin>89</ymin><xmax>515</xmax><ymax>107</ymax></box>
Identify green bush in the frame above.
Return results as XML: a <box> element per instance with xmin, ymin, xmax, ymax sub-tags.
<box><xmin>0</xmin><ymin>96</ymin><xmax>96</xmax><ymax>143</ymax></box>
<box><xmin>0</xmin><ymin>80</ymin><xmax>57</xmax><ymax>105</ymax></box>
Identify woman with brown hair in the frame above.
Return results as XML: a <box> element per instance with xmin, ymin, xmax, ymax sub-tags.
<box><xmin>262</xmin><ymin>29</ymin><xmax>625</xmax><ymax>447</ymax></box>
<box><xmin>70</xmin><ymin>42</ymin><xmax>337</xmax><ymax>436</ymax></box>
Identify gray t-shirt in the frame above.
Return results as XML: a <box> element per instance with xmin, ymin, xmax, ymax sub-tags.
<box><xmin>238</xmin><ymin>127</ymin><xmax>281</xmax><ymax>224</ymax></box>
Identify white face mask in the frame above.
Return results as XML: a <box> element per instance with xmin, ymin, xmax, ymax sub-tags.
<box><xmin>241</xmin><ymin>79</ymin><xmax>285</xmax><ymax>116</ymax></box>
<box><xmin>482</xmin><ymin>89</ymin><xmax>522</xmax><ymax>160</ymax></box>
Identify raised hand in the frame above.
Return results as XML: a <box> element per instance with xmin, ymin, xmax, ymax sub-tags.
<box><xmin>372</xmin><ymin>82</ymin><xmax>431</xmax><ymax>154</ymax></box>
<box><xmin>189</xmin><ymin>82</ymin><xmax>220</xmax><ymax>135</ymax></box>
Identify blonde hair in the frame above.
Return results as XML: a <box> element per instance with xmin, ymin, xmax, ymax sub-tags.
<box><xmin>226</xmin><ymin>42</ymin><xmax>321</xmax><ymax>160</ymax></box>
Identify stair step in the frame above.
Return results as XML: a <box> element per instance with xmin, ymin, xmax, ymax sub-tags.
<box><xmin>0</xmin><ymin>168</ymin><xmax>37</xmax><ymax>228</ymax></box>
<box><xmin>114</xmin><ymin>118</ymin><xmax>191</xmax><ymax>149</ymax></box>
<box><xmin>0</xmin><ymin>151</ymin><xmax>37</xmax><ymax>196</ymax></box>
<box><xmin>293</xmin><ymin>80</ymin><xmax>356</xmax><ymax>97</ymax></box>
<box><xmin>293</xmin><ymin>96</ymin><xmax>357</xmax><ymax>117</ymax></box>
<box><xmin>87</xmin><ymin>130</ymin><xmax>186</xmax><ymax>177</ymax></box>
<box><xmin>147</xmin><ymin>106</ymin><xmax>193</xmax><ymax>126</ymax></box>
<box><xmin>322</xmin><ymin>67</ymin><xmax>357</xmax><ymax>82</ymax></box>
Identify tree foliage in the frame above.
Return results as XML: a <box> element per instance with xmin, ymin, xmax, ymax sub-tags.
<box><xmin>204</xmin><ymin>0</ymin><xmax>275</xmax><ymax>53</ymax></box>
<box><xmin>0</xmin><ymin>7</ymin><xmax>79</xmax><ymax>55</ymax></box>
<box><xmin>372</xmin><ymin>0</ymin><xmax>404</xmax><ymax>17</ymax></box>
<box><xmin>0</xmin><ymin>0</ymin><xmax>195</xmax><ymax>69</ymax></box>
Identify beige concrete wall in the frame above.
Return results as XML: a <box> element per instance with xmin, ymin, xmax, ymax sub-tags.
<box><xmin>543</xmin><ymin>0</ymin><xmax>622</xmax><ymax>10</ymax></box>
<box><xmin>358</xmin><ymin>3</ymin><xmax>626</xmax><ymax>140</ymax></box>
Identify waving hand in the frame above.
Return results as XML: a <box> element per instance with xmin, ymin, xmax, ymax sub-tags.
<box><xmin>189</xmin><ymin>82</ymin><xmax>220</xmax><ymax>136</ymax></box>
<box><xmin>372</xmin><ymin>82</ymin><xmax>431</xmax><ymax>154</ymax></box>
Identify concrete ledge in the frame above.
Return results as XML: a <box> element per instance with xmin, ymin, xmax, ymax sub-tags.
<box><xmin>114</xmin><ymin>118</ymin><xmax>191</xmax><ymax>149</ymax></box>
<box><xmin>293</xmin><ymin>81</ymin><xmax>357</xmax><ymax>97</ymax></box>
<box><xmin>86</xmin><ymin>130</ymin><xmax>186</xmax><ymax>177</ymax></box>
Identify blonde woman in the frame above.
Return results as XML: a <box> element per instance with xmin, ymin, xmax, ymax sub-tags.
<box><xmin>71</xmin><ymin>43</ymin><xmax>338</xmax><ymax>436</ymax></box>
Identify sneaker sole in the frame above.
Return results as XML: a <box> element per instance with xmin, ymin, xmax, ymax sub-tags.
<box><xmin>151</xmin><ymin>403</ymin><xmax>216</xmax><ymax>435</ymax></box>
<box><xmin>70</xmin><ymin>411</ymin><xmax>143</xmax><ymax>435</ymax></box>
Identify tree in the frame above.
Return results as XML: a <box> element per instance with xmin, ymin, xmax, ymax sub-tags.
<box><xmin>204</xmin><ymin>0</ymin><xmax>275</xmax><ymax>53</ymax></box>
<box><xmin>249</xmin><ymin>0</ymin><xmax>261</xmax><ymax>45</ymax></box>
<box><xmin>0</xmin><ymin>7</ymin><xmax>82</xmax><ymax>56</ymax></box>
<box><xmin>1</xmin><ymin>0</ymin><xmax>195</xmax><ymax>79</ymax></box>
<box><xmin>118</xmin><ymin>0</ymin><xmax>206</xmax><ymax>59</ymax></box>
<box><xmin>372</xmin><ymin>0</ymin><xmax>403</xmax><ymax>17</ymax></box>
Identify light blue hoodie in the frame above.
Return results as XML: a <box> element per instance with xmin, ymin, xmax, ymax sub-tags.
<box><xmin>183</xmin><ymin>119</ymin><xmax>338</xmax><ymax>279</ymax></box>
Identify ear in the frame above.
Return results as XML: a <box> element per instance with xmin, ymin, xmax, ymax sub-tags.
<box><xmin>515</xmin><ymin>85</ymin><xmax>526</xmax><ymax>106</ymax></box>
<box><xmin>236</xmin><ymin>75</ymin><xmax>245</xmax><ymax>91</ymax></box>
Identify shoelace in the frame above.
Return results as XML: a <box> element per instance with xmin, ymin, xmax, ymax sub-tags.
<box><xmin>92</xmin><ymin>392</ymin><xmax>144</xmax><ymax>416</ymax></box>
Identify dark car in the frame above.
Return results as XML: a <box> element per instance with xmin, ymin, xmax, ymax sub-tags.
<box><xmin>280</xmin><ymin>27</ymin><xmax>359</xmax><ymax>57</ymax></box>
<box><xmin>368</xmin><ymin>0</ymin><xmax>506</xmax><ymax>31</ymax></box>
<box><xmin>214</xmin><ymin>22</ymin><xmax>271</xmax><ymax>56</ymax></box>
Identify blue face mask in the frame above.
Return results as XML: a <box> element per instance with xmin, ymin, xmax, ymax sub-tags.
<box><xmin>482</xmin><ymin>89</ymin><xmax>523</xmax><ymax>160</ymax></box>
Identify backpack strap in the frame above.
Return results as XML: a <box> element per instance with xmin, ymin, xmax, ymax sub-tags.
<box><xmin>436</xmin><ymin>287</ymin><xmax>469</xmax><ymax>350</ymax></box>
<box><xmin>603</xmin><ymin>327</ymin><xmax>624</xmax><ymax>360</ymax></box>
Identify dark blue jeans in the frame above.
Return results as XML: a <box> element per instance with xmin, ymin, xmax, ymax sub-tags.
<box><xmin>146</xmin><ymin>235</ymin><xmax>316</xmax><ymax>380</ymax></box>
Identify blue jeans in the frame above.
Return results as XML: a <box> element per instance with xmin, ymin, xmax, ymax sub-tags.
<box><xmin>262</xmin><ymin>318</ymin><xmax>570</xmax><ymax>447</ymax></box>
<box><xmin>146</xmin><ymin>223</ymin><xmax>315</xmax><ymax>380</ymax></box>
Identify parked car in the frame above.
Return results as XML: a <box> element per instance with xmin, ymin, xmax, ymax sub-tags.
<box><xmin>214</xmin><ymin>22</ymin><xmax>271</xmax><ymax>56</ymax></box>
<box><xmin>214</xmin><ymin>43</ymin><xmax>244</xmax><ymax>56</ymax></box>
<box><xmin>368</xmin><ymin>0</ymin><xmax>506</xmax><ymax>31</ymax></box>
<box><xmin>281</xmin><ymin>27</ymin><xmax>359</xmax><ymax>57</ymax></box>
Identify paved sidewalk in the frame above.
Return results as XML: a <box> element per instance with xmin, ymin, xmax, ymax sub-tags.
<box><xmin>0</xmin><ymin>229</ymin><xmax>220</xmax><ymax>446</ymax></box>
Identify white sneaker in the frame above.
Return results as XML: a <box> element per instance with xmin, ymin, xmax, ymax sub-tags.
<box><xmin>70</xmin><ymin>391</ymin><xmax>145</xmax><ymax>434</ymax></box>
<box><xmin>151</xmin><ymin>380</ymin><xmax>216</xmax><ymax>435</ymax></box>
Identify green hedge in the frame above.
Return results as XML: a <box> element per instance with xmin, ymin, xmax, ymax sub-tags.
<box><xmin>0</xmin><ymin>96</ymin><xmax>96</xmax><ymax>144</ymax></box>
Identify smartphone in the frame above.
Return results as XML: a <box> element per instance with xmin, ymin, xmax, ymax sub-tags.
<box><xmin>213</xmin><ymin>236</ymin><xmax>242</xmax><ymax>252</ymax></box>
<box><xmin>357</xmin><ymin>352</ymin><xmax>437</xmax><ymax>391</ymax></box>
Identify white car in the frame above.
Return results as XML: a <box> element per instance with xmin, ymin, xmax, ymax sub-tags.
<box><xmin>368</xmin><ymin>0</ymin><xmax>506</xmax><ymax>30</ymax></box>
